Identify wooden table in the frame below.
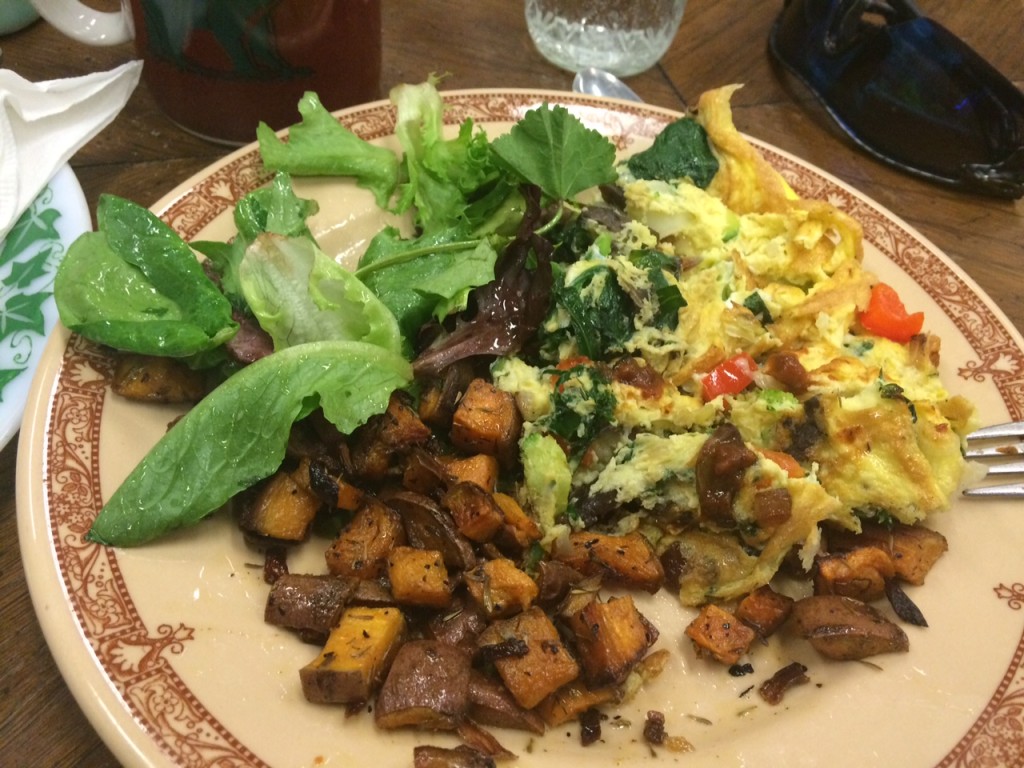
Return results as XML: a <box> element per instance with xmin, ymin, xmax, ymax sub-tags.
<box><xmin>2</xmin><ymin>1</ymin><xmax>1021</xmax><ymax>765</ymax></box>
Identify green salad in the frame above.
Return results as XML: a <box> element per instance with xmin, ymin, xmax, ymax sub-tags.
<box><xmin>56</xmin><ymin>79</ymin><xmax>719</xmax><ymax>546</ymax></box>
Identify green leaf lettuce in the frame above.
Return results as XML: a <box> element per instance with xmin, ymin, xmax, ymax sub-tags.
<box><xmin>239</xmin><ymin>233</ymin><xmax>402</xmax><ymax>353</ymax></box>
<box><xmin>257</xmin><ymin>92</ymin><xmax>400</xmax><ymax>209</ymax></box>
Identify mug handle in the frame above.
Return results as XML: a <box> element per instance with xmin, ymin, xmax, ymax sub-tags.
<box><xmin>29</xmin><ymin>0</ymin><xmax>133</xmax><ymax>46</ymax></box>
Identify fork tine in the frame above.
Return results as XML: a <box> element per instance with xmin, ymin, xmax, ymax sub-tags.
<box><xmin>965</xmin><ymin>444</ymin><xmax>1024</xmax><ymax>459</ymax></box>
<box><xmin>962</xmin><ymin>422</ymin><xmax>1024</xmax><ymax>497</ymax></box>
<box><xmin>965</xmin><ymin>421</ymin><xmax>1024</xmax><ymax>441</ymax></box>
<box><xmin>963</xmin><ymin>482</ymin><xmax>1024</xmax><ymax>498</ymax></box>
<box><xmin>971</xmin><ymin>459</ymin><xmax>1024</xmax><ymax>476</ymax></box>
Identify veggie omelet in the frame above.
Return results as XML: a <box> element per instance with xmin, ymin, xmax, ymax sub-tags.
<box><xmin>493</xmin><ymin>85</ymin><xmax>978</xmax><ymax>607</ymax></box>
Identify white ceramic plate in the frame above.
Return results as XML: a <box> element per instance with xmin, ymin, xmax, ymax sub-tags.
<box><xmin>17</xmin><ymin>91</ymin><xmax>1024</xmax><ymax>768</ymax></box>
<box><xmin>0</xmin><ymin>165</ymin><xmax>89</xmax><ymax>449</ymax></box>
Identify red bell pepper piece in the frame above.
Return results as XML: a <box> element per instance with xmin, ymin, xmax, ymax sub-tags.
<box><xmin>702</xmin><ymin>352</ymin><xmax>758</xmax><ymax>401</ymax></box>
<box><xmin>550</xmin><ymin>355</ymin><xmax>592</xmax><ymax>387</ymax></box>
<box><xmin>858</xmin><ymin>283</ymin><xmax>924</xmax><ymax>343</ymax></box>
<box><xmin>759</xmin><ymin>449</ymin><xmax>805</xmax><ymax>479</ymax></box>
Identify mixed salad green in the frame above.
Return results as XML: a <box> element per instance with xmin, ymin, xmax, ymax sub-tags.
<box><xmin>55</xmin><ymin>80</ymin><xmax>717</xmax><ymax>546</ymax></box>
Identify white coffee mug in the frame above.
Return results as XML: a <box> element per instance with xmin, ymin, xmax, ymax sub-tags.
<box><xmin>29</xmin><ymin>0</ymin><xmax>132</xmax><ymax>45</ymax></box>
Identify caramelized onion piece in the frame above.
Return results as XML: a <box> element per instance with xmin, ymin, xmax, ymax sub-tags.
<box><xmin>758</xmin><ymin>661</ymin><xmax>809</xmax><ymax>705</ymax></box>
<box><xmin>695</xmin><ymin>424</ymin><xmax>757</xmax><ymax>527</ymax></box>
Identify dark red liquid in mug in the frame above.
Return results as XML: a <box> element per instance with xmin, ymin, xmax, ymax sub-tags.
<box><xmin>128</xmin><ymin>0</ymin><xmax>382</xmax><ymax>144</ymax></box>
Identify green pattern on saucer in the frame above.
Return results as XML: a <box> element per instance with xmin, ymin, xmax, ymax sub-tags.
<box><xmin>0</xmin><ymin>186</ymin><xmax>63</xmax><ymax>404</ymax></box>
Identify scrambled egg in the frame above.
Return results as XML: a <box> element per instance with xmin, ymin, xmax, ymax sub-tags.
<box><xmin>494</xmin><ymin>86</ymin><xmax>978</xmax><ymax>606</ymax></box>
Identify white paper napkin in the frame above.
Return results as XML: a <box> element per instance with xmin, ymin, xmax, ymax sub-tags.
<box><xmin>0</xmin><ymin>60</ymin><xmax>142</xmax><ymax>241</ymax></box>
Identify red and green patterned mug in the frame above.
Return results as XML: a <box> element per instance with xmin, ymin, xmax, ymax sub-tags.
<box><xmin>31</xmin><ymin>0</ymin><xmax>381</xmax><ymax>145</ymax></box>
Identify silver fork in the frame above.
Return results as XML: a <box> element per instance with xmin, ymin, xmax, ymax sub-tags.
<box><xmin>963</xmin><ymin>421</ymin><xmax>1024</xmax><ymax>498</ymax></box>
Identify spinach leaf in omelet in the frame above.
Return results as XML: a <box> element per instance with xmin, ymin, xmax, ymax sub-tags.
<box><xmin>544</xmin><ymin>363</ymin><xmax>617</xmax><ymax>451</ymax></box>
<box><xmin>629</xmin><ymin>249</ymin><xmax>687</xmax><ymax>330</ymax></box>
<box><xmin>541</xmin><ymin>263</ymin><xmax>633</xmax><ymax>361</ymax></box>
<box><xmin>625</xmin><ymin>117</ymin><xmax>719</xmax><ymax>189</ymax></box>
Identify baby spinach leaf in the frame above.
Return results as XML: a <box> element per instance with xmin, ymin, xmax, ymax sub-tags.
<box><xmin>742</xmin><ymin>290</ymin><xmax>773</xmax><ymax>324</ymax></box>
<box><xmin>357</xmin><ymin>225</ymin><xmax>498</xmax><ymax>342</ymax></box>
<box><xmin>54</xmin><ymin>195</ymin><xmax>237</xmax><ymax>357</ymax></box>
<box><xmin>490</xmin><ymin>104</ymin><xmax>617</xmax><ymax>200</ymax></box>
<box><xmin>545</xmin><ymin>363</ymin><xmax>617</xmax><ymax>451</ymax></box>
<box><xmin>87</xmin><ymin>340</ymin><xmax>412</xmax><ymax>547</ymax></box>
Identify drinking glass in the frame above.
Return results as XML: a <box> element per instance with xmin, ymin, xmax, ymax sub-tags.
<box><xmin>525</xmin><ymin>0</ymin><xmax>686</xmax><ymax>77</ymax></box>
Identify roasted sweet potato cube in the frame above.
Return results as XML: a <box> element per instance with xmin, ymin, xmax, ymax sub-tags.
<box><xmin>443</xmin><ymin>482</ymin><xmax>505</xmax><ymax>543</ymax></box>
<box><xmin>325</xmin><ymin>498</ymin><xmax>406</xmax><ymax>579</ymax></box>
<box><xmin>112</xmin><ymin>354</ymin><xmax>206</xmax><ymax>403</ymax></box>
<box><xmin>536</xmin><ymin>649</ymin><xmax>670</xmax><ymax>726</ymax></box>
<box><xmin>493</xmin><ymin>492</ymin><xmax>542</xmax><ymax>549</ymax></box>
<box><xmin>827</xmin><ymin>522</ymin><xmax>948</xmax><ymax>585</ymax></box>
<box><xmin>417</xmin><ymin>381</ymin><xmax>450</xmax><ymax>429</ymax></box>
<box><xmin>450</xmin><ymin>378</ymin><xmax>522</xmax><ymax>465</ymax></box>
<box><xmin>478</xmin><ymin>607</ymin><xmax>580</xmax><ymax>710</ymax></box>
<box><xmin>240</xmin><ymin>469</ymin><xmax>321</xmax><ymax>542</ymax></box>
<box><xmin>535</xmin><ymin>681</ymin><xmax>617</xmax><ymax>727</ymax></box>
<box><xmin>464</xmin><ymin>558</ymin><xmax>538</xmax><ymax>619</ymax></box>
<box><xmin>375</xmin><ymin>640</ymin><xmax>472</xmax><ymax>731</ymax></box>
<box><xmin>791</xmin><ymin>594</ymin><xmax>909</xmax><ymax>660</ymax></box>
<box><xmin>441</xmin><ymin>453</ymin><xmax>500</xmax><ymax>492</ymax></box>
<box><xmin>306</xmin><ymin>456</ymin><xmax>364</xmax><ymax>512</ymax></box>
<box><xmin>887</xmin><ymin>525</ymin><xmax>948</xmax><ymax>585</ymax></box>
<box><xmin>387</xmin><ymin>546</ymin><xmax>453</xmax><ymax>609</ymax></box>
<box><xmin>555</xmin><ymin>531</ymin><xmax>665</xmax><ymax>593</ymax></box>
<box><xmin>734</xmin><ymin>585</ymin><xmax>794</xmax><ymax>637</ymax></box>
<box><xmin>685</xmin><ymin>603</ymin><xmax>756</xmax><ymax>665</ymax></box>
<box><xmin>350</xmin><ymin>392</ymin><xmax>432</xmax><ymax>481</ymax></box>
<box><xmin>815</xmin><ymin>546</ymin><xmax>896</xmax><ymax>601</ymax></box>
<box><xmin>299</xmin><ymin>606</ymin><xmax>406</xmax><ymax>704</ymax></box>
<box><xmin>566</xmin><ymin>595</ymin><xmax>659</xmax><ymax>687</ymax></box>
